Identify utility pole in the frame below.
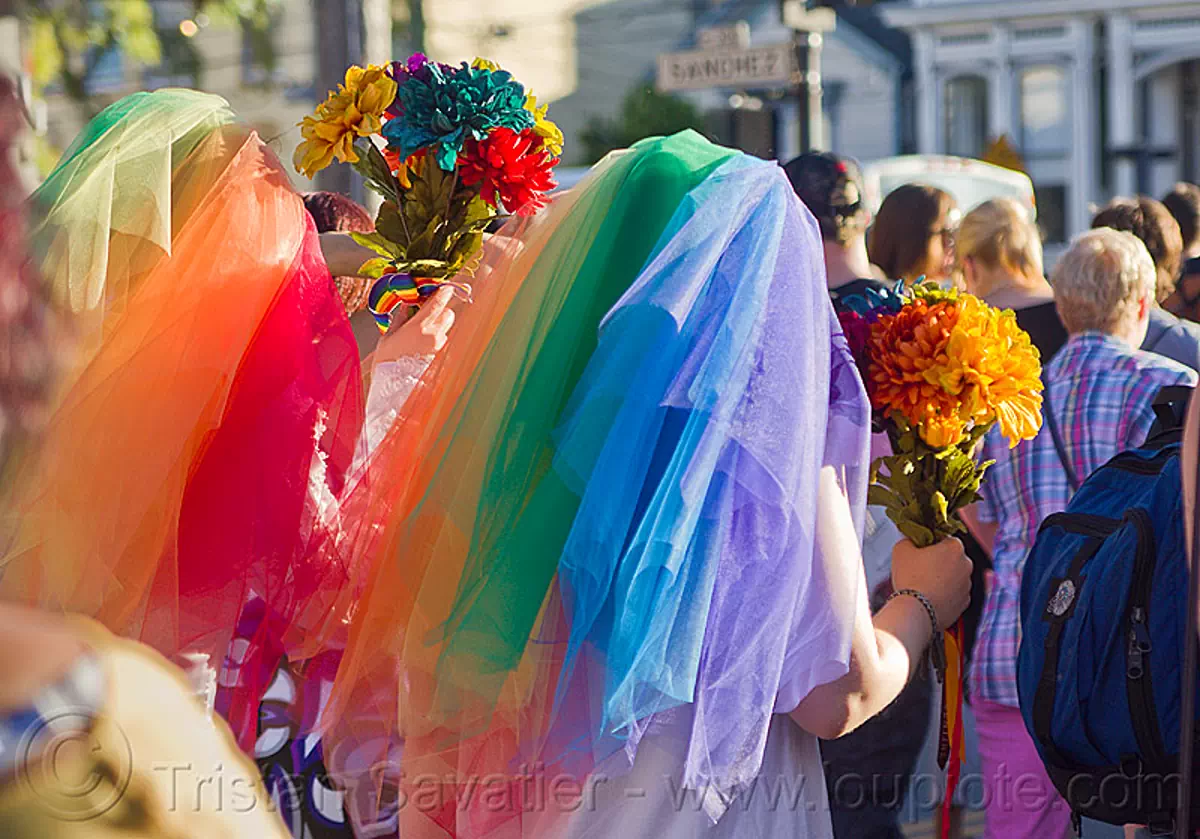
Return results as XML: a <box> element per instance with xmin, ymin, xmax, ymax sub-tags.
<box><xmin>361</xmin><ymin>0</ymin><xmax>392</xmax><ymax>213</ymax></box>
<box><xmin>405</xmin><ymin>0</ymin><xmax>425</xmax><ymax>54</ymax></box>
<box><xmin>780</xmin><ymin>0</ymin><xmax>835</xmax><ymax>153</ymax></box>
<box><xmin>792</xmin><ymin>29</ymin><xmax>823</xmax><ymax>151</ymax></box>
<box><xmin>362</xmin><ymin>0</ymin><xmax>392</xmax><ymax>67</ymax></box>
<box><xmin>314</xmin><ymin>0</ymin><xmax>365</xmax><ymax>200</ymax></box>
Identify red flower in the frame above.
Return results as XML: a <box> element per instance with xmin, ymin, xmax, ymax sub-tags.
<box><xmin>838</xmin><ymin>309</ymin><xmax>871</xmax><ymax>362</ymax></box>
<box><xmin>459</xmin><ymin>127</ymin><xmax>558</xmax><ymax>216</ymax></box>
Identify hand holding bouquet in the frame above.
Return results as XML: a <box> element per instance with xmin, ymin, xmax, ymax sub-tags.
<box><xmin>838</xmin><ymin>281</ymin><xmax>1043</xmax><ymax>837</ymax></box>
<box><xmin>294</xmin><ymin>54</ymin><xmax>563</xmax><ymax>331</ymax></box>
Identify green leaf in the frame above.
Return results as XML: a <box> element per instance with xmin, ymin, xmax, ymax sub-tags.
<box><xmin>931</xmin><ymin>491</ymin><xmax>950</xmax><ymax>528</ymax></box>
<box><xmin>350</xmin><ymin>231</ymin><xmax>403</xmax><ymax>260</ymax></box>
<box><xmin>466</xmin><ymin>196</ymin><xmax>496</xmax><ymax>224</ymax></box>
<box><xmin>374</xmin><ymin>202</ymin><xmax>410</xmax><ymax>251</ymax></box>
<box><xmin>407</xmin><ymin>216</ymin><xmax>442</xmax><ymax>261</ymax></box>
<box><xmin>401</xmin><ymin>259</ymin><xmax>455</xmax><ymax>278</ymax></box>
<box><xmin>357</xmin><ymin>258</ymin><xmax>392</xmax><ymax>279</ymax></box>
<box><xmin>351</xmin><ymin>140</ymin><xmax>401</xmax><ymax>204</ymax></box>
<box><xmin>894</xmin><ymin>517</ymin><xmax>936</xmax><ymax>548</ymax></box>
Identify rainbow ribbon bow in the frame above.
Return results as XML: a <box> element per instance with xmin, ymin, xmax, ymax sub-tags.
<box><xmin>366</xmin><ymin>272</ymin><xmax>472</xmax><ymax>333</ymax></box>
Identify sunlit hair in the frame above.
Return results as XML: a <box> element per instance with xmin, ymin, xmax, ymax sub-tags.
<box><xmin>302</xmin><ymin>191</ymin><xmax>374</xmax><ymax>313</ymax></box>
<box><xmin>1052</xmin><ymin>228</ymin><xmax>1155</xmax><ymax>336</ymax></box>
<box><xmin>956</xmin><ymin>198</ymin><xmax>1043</xmax><ymax>293</ymax></box>
<box><xmin>1163</xmin><ymin>182</ymin><xmax>1200</xmax><ymax>254</ymax></box>
<box><xmin>302</xmin><ymin>191</ymin><xmax>373</xmax><ymax>234</ymax></box>
<box><xmin>1091</xmin><ymin>196</ymin><xmax>1183</xmax><ymax>303</ymax></box>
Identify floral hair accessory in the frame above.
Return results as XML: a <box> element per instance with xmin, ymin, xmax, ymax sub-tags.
<box><xmin>294</xmin><ymin>53</ymin><xmax>562</xmax><ymax>332</ymax></box>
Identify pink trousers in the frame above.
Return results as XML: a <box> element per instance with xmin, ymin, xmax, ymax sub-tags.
<box><xmin>973</xmin><ymin>698</ymin><xmax>1074</xmax><ymax>839</ymax></box>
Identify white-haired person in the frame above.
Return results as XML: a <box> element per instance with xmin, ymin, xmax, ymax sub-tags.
<box><xmin>965</xmin><ymin>228</ymin><xmax>1196</xmax><ymax>839</ymax></box>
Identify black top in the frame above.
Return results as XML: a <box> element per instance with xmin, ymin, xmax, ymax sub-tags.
<box><xmin>1014</xmin><ymin>301</ymin><xmax>1069</xmax><ymax>368</ymax></box>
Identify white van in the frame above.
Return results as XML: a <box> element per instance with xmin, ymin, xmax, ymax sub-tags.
<box><xmin>862</xmin><ymin>154</ymin><xmax>1036</xmax><ymax>220</ymax></box>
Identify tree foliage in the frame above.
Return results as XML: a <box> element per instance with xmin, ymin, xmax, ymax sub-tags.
<box><xmin>581</xmin><ymin>85</ymin><xmax>707</xmax><ymax>164</ymax></box>
<box><xmin>23</xmin><ymin>0</ymin><xmax>281</xmax><ymax>116</ymax></box>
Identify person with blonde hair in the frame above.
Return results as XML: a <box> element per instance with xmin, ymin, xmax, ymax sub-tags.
<box><xmin>957</xmin><ymin>197</ymin><xmax>1068</xmax><ymax>363</ymax></box>
<box><xmin>965</xmin><ymin>227</ymin><xmax>1195</xmax><ymax>839</ymax></box>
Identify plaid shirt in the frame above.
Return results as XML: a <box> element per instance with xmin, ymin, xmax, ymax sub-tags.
<box><xmin>968</xmin><ymin>332</ymin><xmax>1196</xmax><ymax>707</ymax></box>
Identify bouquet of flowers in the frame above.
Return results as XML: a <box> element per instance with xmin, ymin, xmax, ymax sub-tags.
<box><xmin>839</xmin><ymin>281</ymin><xmax>1043</xmax><ymax>838</ymax></box>
<box><xmin>839</xmin><ymin>281</ymin><xmax>1043</xmax><ymax>546</ymax></box>
<box><xmin>294</xmin><ymin>54</ymin><xmax>563</xmax><ymax>331</ymax></box>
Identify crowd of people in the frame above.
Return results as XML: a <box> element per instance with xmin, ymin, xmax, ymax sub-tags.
<box><xmin>790</xmin><ymin>150</ymin><xmax>1200</xmax><ymax>839</ymax></box>
<box><xmin>3</xmin><ymin>74</ymin><xmax>1200</xmax><ymax>839</ymax></box>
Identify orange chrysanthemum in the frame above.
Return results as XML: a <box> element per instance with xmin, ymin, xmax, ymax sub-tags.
<box><xmin>867</xmin><ymin>290</ymin><xmax>1043</xmax><ymax>449</ymax></box>
<box><xmin>868</xmin><ymin>298</ymin><xmax>964</xmax><ymax>444</ymax></box>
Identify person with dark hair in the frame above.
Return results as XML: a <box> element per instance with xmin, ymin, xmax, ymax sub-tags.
<box><xmin>869</xmin><ymin>183</ymin><xmax>961</xmax><ymax>286</ymax></box>
<box><xmin>784</xmin><ymin>152</ymin><xmax>884</xmax><ymax>296</ymax></box>
<box><xmin>788</xmin><ymin>153</ymin><xmax>949</xmax><ymax>839</ymax></box>
<box><xmin>1092</xmin><ymin>197</ymin><xmax>1200</xmax><ymax>371</ymax></box>
<box><xmin>303</xmin><ymin>191</ymin><xmax>411</xmax><ymax>360</ymax></box>
<box><xmin>1162</xmin><ymin>182</ymin><xmax>1200</xmax><ymax>322</ymax></box>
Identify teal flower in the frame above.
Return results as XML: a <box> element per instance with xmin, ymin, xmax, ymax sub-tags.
<box><xmin>382</xmin><ymin>62</ymin><xmax>535</xmax><ymax>171</ymax></box>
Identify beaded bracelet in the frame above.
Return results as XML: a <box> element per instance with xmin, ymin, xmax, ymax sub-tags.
<box><xmin>887</xmin><ymin>588</ymin><xmax>940</xmax><ymax>644</ymax></box>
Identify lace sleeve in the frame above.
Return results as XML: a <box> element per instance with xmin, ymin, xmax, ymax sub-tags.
<box><xmin>360</xmin><ymin>355</ymin><xmax>432</xmax><ymax>462</ymax></box>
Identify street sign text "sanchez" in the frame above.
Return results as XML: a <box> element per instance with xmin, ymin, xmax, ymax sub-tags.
<box><xmin>657</xmin><ymin>44</ymin><xmax>796</xmax><ymax>93</ymax></box>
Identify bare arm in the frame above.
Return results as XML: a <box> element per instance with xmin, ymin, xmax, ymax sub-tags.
<box><xmin>789</xmin><ymin>467</ymin><xmax>971</xmax><ymax>740</ymax></box>
<box><xmin>319</xmin><ymin>231</ymin><xmax>378</xmax><ymax>279</ymax></box>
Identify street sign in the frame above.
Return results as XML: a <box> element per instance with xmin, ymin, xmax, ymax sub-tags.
<box><xmin>657</xmin><ymin>43</ymin><xmax>796</xmax><ymax>93</ymax></box>
<box><xmin>780</xmin><ymin>2</ymin><xmax>837</xmax><ymax>33</ymax></box>
<box><xmin>697</xmin><ymin>23</ymin><xmax>751</xmax><ymax>50</ymax></box>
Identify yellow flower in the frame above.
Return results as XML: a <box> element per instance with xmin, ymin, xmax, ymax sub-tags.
<box><xmin>919</xmin><ymin>406</ymin><xmax>968</xmax><ymax>449</ymax></box>
<box><xmin>921</xmin><ymin>295</ymin><xmax>1044</xmax><ymax>448</ymax></box>
<box><xmin>472</xmin><ymin>57</ymin><xmax>502</xmax><ymax>72</ymax></box>
<box><xmin>294</xmin><ymin>64</ymin><xmax>398</xmax><ymax>178</ymax></box>
<box><xmin>524</xmin><ymin>93</ymin><xmax>564</xmax><ymax>157</ymax></box>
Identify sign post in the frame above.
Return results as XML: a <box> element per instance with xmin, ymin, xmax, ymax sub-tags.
<box><xmin>781</xmin><ymin>1</ymin><xmax>836</xmax><ymax>154</ymax></box>
<box><xmin>655</xmin><ymin>10</ymin><xmax>835</xmax><ymax>155</ymax></box>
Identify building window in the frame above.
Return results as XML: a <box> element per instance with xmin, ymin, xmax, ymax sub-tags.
<box><xmin>944</xmin><ymin>75</ymin><xmax>988</xmax><ymax>158</ymax></box>
<box><xmin>1019</xmin><ymin>65</ymin><xmax>1069</xmax><ymax>156</ymax></box>
<box><xmin>1033</xmin><ymin>184</ymin><xmax>1067</xmax><ymax>246</ymax></box>
<box><xmin>1019</xmin><ymin>65</ymin><xmax>1070</xmax><ymax>245</ymax></box>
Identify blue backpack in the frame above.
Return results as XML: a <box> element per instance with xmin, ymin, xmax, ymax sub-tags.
<box><xmin>1017</xmin><ymin>425</ymin><xmax>1199</xmax><ymax>835</ymax></box>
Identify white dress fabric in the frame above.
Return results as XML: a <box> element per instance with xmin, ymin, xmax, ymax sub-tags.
<box><xmin>562</xmin><ymin>714</ymin><xmax>833</xmax><ymax>839</ymax></box>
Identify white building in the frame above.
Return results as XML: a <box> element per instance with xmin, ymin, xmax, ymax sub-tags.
<box><xmin>528</xmin><ymin>0</ymin><xmax>914</xmax><ymax>165</ymax></box>
<box><xmin>667</xmin><ymin>0</ymin><xmax>913</xmax><ymax>165</ymax></box>
<box><xmin>883</xmin><ymin>0</ymin><xmax>1200</xmax><ymax>245</ymax></box>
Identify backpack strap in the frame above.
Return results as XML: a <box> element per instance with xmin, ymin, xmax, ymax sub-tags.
<box><xmin>1043</xmin><ymin>385</ymin><xmax>1082</xmax><ymax>493</ymax></box>
<box><xmin>1033</xmin><ymin>535</ymin><xmax>1103</xmax><ymax>771</ymax></box>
